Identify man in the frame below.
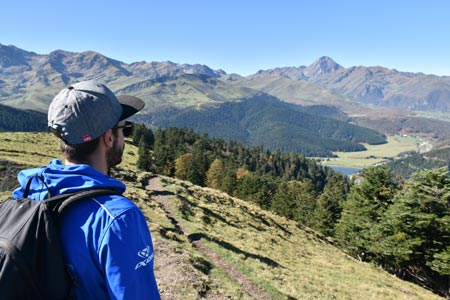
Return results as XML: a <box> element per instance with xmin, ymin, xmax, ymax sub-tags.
<box><xmin>13</xmin><ymin>80</ymin><xmax>160</xmax><ymax>299</ymax></box>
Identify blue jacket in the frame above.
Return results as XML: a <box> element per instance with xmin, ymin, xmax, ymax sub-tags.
<box><xmin>13</xmin><ymin>159</ymin><xmax>160</xmax><ymax>300</ymax></box>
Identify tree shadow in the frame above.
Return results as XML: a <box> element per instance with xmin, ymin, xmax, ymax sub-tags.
<box><xmin>174</xmin><ymin>194</ymin><xmax>196</xmax><ymax>219</ymax></box>
<box><xmin>200</xmin><ymin>206</ymin><xmax>240</xmax><ymax>228</ymax></box>
<box><xmin>154</xmin><ymin>201</ymin><xmax>183</xmax><ymax>234</ymax></box>
<box><xmin>151</xmin><ymin>190</ymin><xmax>175</xmax><ymax>197</ymax></box>
<box><xmin>187</xmin><ymin>232</ymin><xmax>284</xmax><ymax>269</ymax></box>
<box><xmin>159</xmin><ymin>226</ymin><xmax>184</xmax><ymax>242</ymax></box>
<box><xmin>251</xmin><ymin>212</ymin><xmax>293</xmax><ymax>236</ymax></box>
<box><xmin>269</xmin><ymin>218</ymin><xmax>293</xmax><ymax>236</ymax></box>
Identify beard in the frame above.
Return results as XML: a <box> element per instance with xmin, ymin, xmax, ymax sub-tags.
<box><xmin>106</xmin><ymin>139</ymin><xmax>124</xmax><ymax>170</ymax></box>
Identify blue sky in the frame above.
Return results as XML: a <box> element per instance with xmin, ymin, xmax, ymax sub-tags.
<box><xmin>2</xmin><ymin>0</ymin><xmax>450</xmax><ymax>76</ymax></box>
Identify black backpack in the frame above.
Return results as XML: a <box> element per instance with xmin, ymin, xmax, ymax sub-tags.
<box><xmin>0</xmin><ymin>176</ymin><xmax>118</xmax><ymax>300</ymax></box>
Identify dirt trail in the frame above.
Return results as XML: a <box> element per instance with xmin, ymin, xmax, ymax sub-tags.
<box><xmin>147</xmin><ymin>177</ymin><xmax>273</xmax><ymax>300</ymax></box>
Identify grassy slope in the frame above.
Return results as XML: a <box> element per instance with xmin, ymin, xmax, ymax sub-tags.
<box><xmin>112</xmin><ymin>74</ymin><xmax>252</xmax><ymax>114</ymax></box>
<box><xmin>0</xmin><ymin>132</ymin><xmax>444</xmax><ymax>300</ymax></box>
<box><xmin>156</xmin><ymin>177</ymin><xmax>442</xmax><ymax>300</ymax></box>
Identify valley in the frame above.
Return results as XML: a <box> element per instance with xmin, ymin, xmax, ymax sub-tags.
<box><xmin>321</xmin><ymin>134</ymin><xmax>429</xmax><ymax>168</ymax></box>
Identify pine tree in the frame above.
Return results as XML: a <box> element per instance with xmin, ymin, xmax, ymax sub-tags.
<box><xmin>220</xmin><ymin>163</ymin><xmax>237</xmax><ymax>195</ymax></box>
<box><xmin>271</xmin><ymin>179</ymin><xmax>317</xmax><ymax>226</ymax></box>
<box><xmin>313</xmin><ymin>172</ymin><xmax>349</xmax><ymax>236</ymax></box>
<box><xmin>335</xmin><ymin>166</ymin><xmax>397</xmax><ymax>261</ymax></box>
<box><xmin>373</xmin><ymin>167</ymin><xmax>450</xmax><ymax>293</ymax></box>
<box><xmin>153</xmin><ymin>128</ymin><xmax>180</xmax><ymax>176</ymax></box>
<box><xmin>236</xmin><ymin>173</ymin><xmax>278</xmax><ymax>209</ymax></box>
<box><xmin>136</xmin><ymin>136</ymin><xmax>150</xmax><ymax>171</ymax></box>
<box><xmin>132</xmin><ymin>123</ymin><xmax>154</xmax><ymax>148</ymax></box>
<box><xmin>186</xmin><ymin>140</ymin><xmax>209</xmax><ymax>186</ymax></box>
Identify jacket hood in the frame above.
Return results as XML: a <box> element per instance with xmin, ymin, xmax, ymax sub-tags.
<box><xmin>13</xmin><ymin>159</ymin><xmax>126</xmax><ymax>200</ymax></box>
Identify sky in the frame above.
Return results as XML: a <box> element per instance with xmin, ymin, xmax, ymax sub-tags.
<box><xmin>2</xmin><ymin>0</ymin><xmax>450</xmax><ymax>76</ymax></box>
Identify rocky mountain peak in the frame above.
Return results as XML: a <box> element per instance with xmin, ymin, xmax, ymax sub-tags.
<box><xmin>304</xmin><ymin>56</ymin><xmax>342</xmax><ymax>78</ymax></box>
<box><xmin>0</xmin><ymin>43</ymin><xmax>36</xmax><ymax>68</ymax></box>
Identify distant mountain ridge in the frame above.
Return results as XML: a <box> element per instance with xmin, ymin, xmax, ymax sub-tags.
<box><xmin>247</xmin><ymin>56</ymin><xmax>450</xmax><ymax>111</ymax></box>
<box><xmin>2</xmin><ymin>43</ymin><xmax>450</xmax><ymax>155</ymax></box>
<box><xmin>1</xmin><ymin>43</ymin><xmax>450</xmax><ymax>112</ymax></box>
<box><xmin>0</xmin><ymin>44</ymin><xmax>225</xmax><ymax>79</ymax></box>
<box><xmin>249</xmin><ymin>56</ymin><xmax>343</xmax><ymax>80</ymax></box>
<box><xmin>0</xmin><ymin>44</ymin><xmax>226</xmax><ymax>110</ymax></box>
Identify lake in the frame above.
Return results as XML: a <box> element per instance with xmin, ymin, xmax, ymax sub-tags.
<box><xmin>328</xmin><ymin>165</ymin><xmax>361</xmax><ymax>176</ymax></box>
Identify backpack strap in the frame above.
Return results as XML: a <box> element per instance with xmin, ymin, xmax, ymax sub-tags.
<box><xmin>23</xmin><ymin>174</ymin><xmax>51</xmax><ymax>198</ymax></box>
<box><xmin>55</xmin><ymin>188</ymin><xmax>121</xmax><ymax>214</ymax></box>
<box><xmin>42</xmin><ymin>188</ymin><xmax>121</xmax><ymax>214</ymax></box>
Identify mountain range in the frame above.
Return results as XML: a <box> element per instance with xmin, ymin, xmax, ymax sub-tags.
<box><xmin>1</xmin><ymin>43</ymin><xmax>450</xmax><ymax>154</ymax></box>
<box><xmin>246</xmin><ymin>56</ymin><xmax>450</xmax><ymax>111</ymax></box>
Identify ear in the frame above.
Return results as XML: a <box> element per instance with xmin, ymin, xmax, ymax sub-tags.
<box><xmin>102</xmin><ymin>129</ymin><xmax>114</xmax><ymax>147</ymax></box>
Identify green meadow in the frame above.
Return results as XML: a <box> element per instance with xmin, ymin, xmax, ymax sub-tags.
<box><xmin>321</xmin><ymin>134</ymin><xmax>427</xmax><ymax>168</ymax></box>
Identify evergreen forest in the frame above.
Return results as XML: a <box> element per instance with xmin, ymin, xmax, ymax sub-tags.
<box><xmin>386</xmin><ymin>147</ymin><xmax>450</xmax><ymax>178</ymax></box>
<box><xmin>0</xmin><ymin>104</ymin><xmax>47</xmax><ymax>131</ymax></box>
<box><xmin>146</xmin><ymin>96</ymin><xmax>387</xmax><ymax>156</ymax></box>
<box><xmin>132</xmin><ymin>124</ymin><xmax>450</xmax><ymax>297</ymax></box>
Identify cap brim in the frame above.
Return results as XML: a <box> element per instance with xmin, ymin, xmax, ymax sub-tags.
<box><xmin>117</xmin><ymin>95</ymin><xmax>145</xmax><ymax>120</ymax></box>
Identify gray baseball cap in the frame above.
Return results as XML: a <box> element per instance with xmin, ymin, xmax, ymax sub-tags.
<box><xmin>48</xmin><ymin>80</ymin><xmax>145</xmax><ymax>145</ymax></box>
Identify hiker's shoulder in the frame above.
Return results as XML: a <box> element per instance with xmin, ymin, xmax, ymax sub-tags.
<box><xmin>91</xmin><ymin>192</ymin><xmax>142</xmax><ymax>220</ymax></box>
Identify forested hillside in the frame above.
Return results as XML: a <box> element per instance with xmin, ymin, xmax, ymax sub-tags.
<box><xmin>131</xmin><ymin>126</ymin><xmax>450</xmax><ymax>297</ymax></box>
<box><xmin>144</xmin><ymin>95</ymin><xmax>386</xmax><ymax>156</ymax></box>
<box><xmin>386</xmin><ymin>147</ymin><xmax>450</xmax><ymax>178</ymax></box>
<box><xmin>0</xmin><ymin>103</ymin><xmax>47</xmax><ymax>131</ymax></box>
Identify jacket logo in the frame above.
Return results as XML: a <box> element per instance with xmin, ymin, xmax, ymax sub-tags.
<box><xmin>135</xmin><ymin>246</ymin><xmax>154</xmax><ymax>270</ymax></box>
<box><xmin>138</xmin><ymin>246</ymin><xmax>150</xmax><ymax>258</ymax></box>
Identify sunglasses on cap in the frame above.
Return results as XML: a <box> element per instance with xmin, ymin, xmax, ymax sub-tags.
<box><xmin>113</xmin><ymin>121</ymin><xmax>134</xmax><ymax>137</ymax></box>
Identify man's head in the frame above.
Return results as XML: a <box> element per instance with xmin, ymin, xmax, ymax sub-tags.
<box><xmin>48</xmin><ymin>80</ymin><xmax>144</xmax><ymax>169</ymax></box>
<box><xmin>48</xmin><ymin>80</ymin><xmax>144</xmax><ymax>145</ymax></box>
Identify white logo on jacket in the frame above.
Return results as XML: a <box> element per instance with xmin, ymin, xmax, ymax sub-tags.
<box><xmin>135</xmin><ymin>246</ymin><xmax>154</xmax><ymax>270</ymax></box>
